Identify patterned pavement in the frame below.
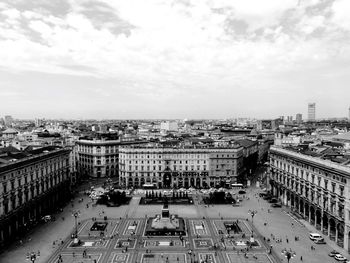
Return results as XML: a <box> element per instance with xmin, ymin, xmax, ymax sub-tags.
<box><xmin>46</xmin><ymin>215</ymin><xmax>274</xmax><ymax>263</ymax></box>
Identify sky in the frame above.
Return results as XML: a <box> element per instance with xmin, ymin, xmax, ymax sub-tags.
<box><xmin>0</xmin><ymin>0</ymin><xmax>349</xmax><ymax>120</ymax></box>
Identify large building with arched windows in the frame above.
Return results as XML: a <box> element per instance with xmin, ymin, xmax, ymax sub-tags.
<box><xmin>75</xmin><ymin>139</ymin><xmax>148</xmax><ymax>179</ymax></box>
<box><xmin>0</xmin><ymin>146</ymin><xmax>71</xmax><ymax>248</ymax></box>
<box><xmin>269</xmin><ymin>145</ymin><xmax>350</xmax><ymax>252</ymax></box>
<box><xmin>118</xmin><ymin>145</ymin><xmax>244</xmax><ymax>189</ymax></box>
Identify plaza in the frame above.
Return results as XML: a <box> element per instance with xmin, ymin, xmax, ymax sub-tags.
<box><xmin>1</xmin><ymin>181</ymin><xmax>349</xmax><ymax>263</ymax></box>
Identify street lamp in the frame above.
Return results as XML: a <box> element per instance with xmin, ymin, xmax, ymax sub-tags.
<box><xmin>26</xmin><ymin>251</ymin><xmax>40</xmax><ymax>262</ymax></box>
<box><xmin>248</xmin><ymin>210</ymin><xmax>258</xmax><ymax>224</ymax></box>
<box><xmin>281</xmin><ymin>248</ymin><xmax>296</xmax><ymax>263</ymax></box>
<box><xmin>72</xmin><ymin>210</ymin><xmax>80</xmax><ymax>239</ymax></box>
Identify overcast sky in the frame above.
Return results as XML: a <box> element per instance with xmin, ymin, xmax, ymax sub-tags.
<box><xmin>0</xmin><ymin>0</ymin><xmax>349</xmax><ymax>120</ymax></box>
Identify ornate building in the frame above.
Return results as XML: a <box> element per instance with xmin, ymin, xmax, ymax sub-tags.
<box><xmin>269</xmin><ymin>146</ymin><xmax>350</xmax><ymax>251</ymax></box>
<box><xmin>76</xmin><ymin>139</ymin><xmax>148</xmax><ymax>179</ymax></box>
<box><xmin>0</xmin><ymin>146</ymin><xmax>71</xmax><ymax>247</ymax></box>
<box><xmin>119</xmin><ymin>145</ymin><xmax>244</xmax><ymax>188</ymax></box>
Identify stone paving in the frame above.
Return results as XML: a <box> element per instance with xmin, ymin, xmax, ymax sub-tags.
<box><xmin>44</xmin><ymin>215</ymin><xmax>272</xmax><ymax>263</ymax></box>
<box><xmin>1</xmin><ymin>175</ymin><xmax>348</xmax><ymax>263</ymax></box>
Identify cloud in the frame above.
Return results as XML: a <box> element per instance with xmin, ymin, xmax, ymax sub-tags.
<box><xmin>0</xmin><ymin>0</ymin><xmax>349</xmax><ymax>119</ymax></box>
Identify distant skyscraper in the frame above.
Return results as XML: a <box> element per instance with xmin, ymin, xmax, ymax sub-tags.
<box><xmin>4</xmin><ymin>115</ymin><xmax>13</xmax><ymax>127</ymax></box>
<box><xmin>296</xmin><ymin>113</ymin><xmax>302</xmax><ymax>124</ymax></box>
<box><xmin>348</xmin><ymin>107</ymin><xmax>350</xmax><ymax>121</ymax></box>
<box><xmin>308</xmin><ymin>103</ymin><xmax>316</xmax><ymax>121</ymax></box>
<box><xmin>35</xmin><ymin>118</ymin><xmax>42</xmax><ymax>127</ymax></box>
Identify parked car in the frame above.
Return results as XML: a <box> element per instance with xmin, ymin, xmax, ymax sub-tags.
<box><xmin>41</xmin><ymin>215</ymin><xmax>52</xmax><ymax>222</ymax></box>
<box><xmin>263</xmin><ymin>195</ymin><xmax>273</xmax><ymax>200</ymax></box>
<box><xmin>334</xmin><ymin>254</ymin><xmax>348</xmax><ymax>261</ymax></box>
<box><xmin>314</xmin><ymin>238</ymin><xmax>326</xmax><ymax>244</ymax></box>
<box><xmin>309</xmin><ymin>233</ymin><xmax>323</xmax><ymax>241</ymax></box>
<box><xmin>268</xmin><ymin>198</ymin><xmax>279</xmax><ymax>203</ymax></box>
<box><xmin>271</xmin><ymin>203</ymin><xmax>282</xmax><ymax>208</ymax></box>
<box><xmin>329</xmin><ymin>250</ymin><xmax>341</xmax><ymax>257</ymax></box>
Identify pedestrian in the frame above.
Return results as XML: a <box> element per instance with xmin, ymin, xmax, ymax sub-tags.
<box><xmin>300</xmin><ymin>255</ymin><xmax>303</xmax><ymax>261</ymax></box>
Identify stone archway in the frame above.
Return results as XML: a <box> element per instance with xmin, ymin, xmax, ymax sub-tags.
<box><xmin>337</xmin><ymin>223</ymin><xmax>344</xmax><ymax>247</ymax></box>
<box><xmin>329</xmin><ymin>218</ymin><xmax>336</xmax><ymax>241</ymax></box>
<box><xmin>316</xmin><ymin>210</ymin><xmax>322</xmax><ymax>230</ymax></box>
<box><xmin>322</xmin><ymin>214</ymin><xmax>329</xmax><ymax>236</ymax></box>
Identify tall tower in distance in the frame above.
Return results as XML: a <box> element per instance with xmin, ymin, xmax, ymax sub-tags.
<box><xmin>296</xmin><ymin>113</ymin><xmax>302</xmax><ymax>124</ymax></box>
<box><xmin>348</xmin><ymin>107</ymin><xmax>350</xmax><ymax>121</ymax></box>
<box><xmin>308</xmin><ymin>103</ymin><xmax>316</xmax><ymax>121</ymax></box>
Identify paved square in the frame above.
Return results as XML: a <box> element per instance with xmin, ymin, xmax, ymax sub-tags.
<box><xmin>144</xmin><ymin>239</ymin><xmax>184</xmax><ymax>248</ymax></box>
<box><xmin>107</xmin><ymin>253</ymin><xmax>131</xmax><ymax>263</ymax></box>
<box><xmin>226</xmin><ymin>253</ymin><xmax>273</xmax><ymax>263</ymax></box>
<box><xmin>53</xmin><ymin>252</ymin><xmax>102</xmax><ymax>263</ymax></box>
<box><xmin>193</xmin><ymin>238</ymin><xmax>214</xmax><ymax>249</ymax></box>
<box><xmin>123</xmin><ymin>220</ymin><xmax>141</xmax><ymax>235</ymax></box>
<box><xmin>141</xmin><ymin>252</ymin><xmax>187</xmax><ymax>263</ymax></box>
<box><xmin>78</xmin><ymin>219</ymin><xmax>120</xmax><ymax>238</ymax></box>
<box><xmin>115</xmin><ymin>238</ymin><xmax>137</xmax><ymax>249</ymax></box>
<box><xmin>190</xmin><ymin>220</ymin><xmax>209</xmax><ymax>236</ymax></box>
<box><xmin>198</xmin><ymin>253</ymin><xmax>217</xmax><ymax>263</ymax></box>
<box><xmin>67</xmin><ymin>239</ymin><xmax>110</xmax><ymax>249</ymax></box>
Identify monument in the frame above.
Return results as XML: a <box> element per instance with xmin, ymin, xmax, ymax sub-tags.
<box><xmin>145</xmin><ymin>197</ymin><xmax>186</xmax><ymax>236</ymax></box>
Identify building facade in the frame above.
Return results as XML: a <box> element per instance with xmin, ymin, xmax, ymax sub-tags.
<box><xmin>0</xmin><ymin>147</ymin><xmax>71</xmax><ymax>247</ymax></box>
<box><xmin>76</xmin><ymin>139</ymin><xmax>148</xmax><ymax>179</ymax></box>
<box><xmin>308</xmin><ymin>103</ymin><xmax>316</xmax><ymax>121</ymax></box>
<box><xmin>269</xmin><ymin>146</ymin><xmax>350</xmax><ymax>252</ymax></box>
<box><xmin>119</xmin><ymin>145</ymin><xmax>244</xmax><ymax>189</ymax></box>
<box><xmin>296</xmin><ymin>113</ymin><xmax>302</xmax><ymax>124</ymax></box>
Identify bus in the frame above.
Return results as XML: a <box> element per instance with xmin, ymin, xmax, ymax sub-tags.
<box><xmin>231</xmin><ymin>183</ymin><xmax>244</xmax><ymax>190</ymax></box>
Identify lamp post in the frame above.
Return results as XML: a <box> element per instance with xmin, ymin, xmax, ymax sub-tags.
<box><xmin>281</xmin><ymin>248</ymin><xmax>296</xmax><ymax>263</ymax></box>
<box><xmin>72</xmin><ymin>210</ymin><xmax>80</xmax><ymax>239</ymax></box>
<box><xmin>26</xmin><ymin>251</ymin><xmax>40</xmax><ymax>263</ymax></box>
<box><xmin>248</xmin><ymin>210</ymin><xmax>257</xmax><ymax>238</ymax></box>
<box><xmin>248</xmin><ymin>210</ymin><xmax>258</xmax><ymax>224</ymax></box>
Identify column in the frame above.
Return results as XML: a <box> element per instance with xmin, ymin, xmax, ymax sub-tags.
<box><xmin>328</xmin><ymin>219</ymin><xmax>331</xmax><ymax>237</ymax></box>
<box><xmin>335</xmin><ymin>224</ymin><xmax>339</xmax><ymax>244</ymax></box>
<box><xmin>314</xmin><ymin>210</ymin><xmax>317</xmax><ymax>227</ymax></box>
<box><xmin>321</xmin><ymin>212</ymin><xmax>324</xmax><ymax>232</ymax></box>
<box><xmin>308</xmin><ymin>208</ymin><xmax>311</xmax><ymax>224</ymax></box>
<box><xmin>344</xmin><ymin>226</ymin><xmax>349</xmax><ymax>252</ymax></box>
<box><xmin>303</xmin><ymin>203</ymin><xmax>306</xmax><ymax>218</ymax></box>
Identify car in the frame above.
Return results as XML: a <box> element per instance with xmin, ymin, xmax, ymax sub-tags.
<box><xmin>309</xmin><ymin>233</ymin><xmax>323</xmax><ymax>241</ymax></box>
<box><xmin>41</xmin><ymin>215</ymin><xmax>52</xmax><ymax>222</ymax></box>
<box><xmin>334</xmin><ymin>254</ymin><xmax>347</xmax><ymax>261</ymax></box>
<box><xmin>314</xmin><ymin>238</ymin><xmax>326</xmax><ymax>244</ymax></box>
<box><xmin>329</xmin><ymin>250</ymin><xmax>341</xmax><ymax>257</ymax></box>
<box><xmin>268</xmin><ymin>198</ymin><xmax>279</xmax><ymax>203</ymax></box>
<box><xmin>271</xmin><ymin>203</ymin><xmax>282</xmax><ymax>208</ymax></box>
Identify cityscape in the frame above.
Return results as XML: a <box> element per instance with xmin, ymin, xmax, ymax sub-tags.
<box><xmin>1</xmin><ymin>1</ymin><xmax>350</xmax><ymax>263</ymax></box>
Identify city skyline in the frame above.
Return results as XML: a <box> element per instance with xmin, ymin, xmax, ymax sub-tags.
<box><xmin>0</xmin><ymin>0</ymin><xmax>350</xmax><ymax>119</ymax></box>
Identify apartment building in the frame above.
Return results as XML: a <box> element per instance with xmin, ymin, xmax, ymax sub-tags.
<box><xmin>269</xmin><ymin>146</ymin><xmax>350</xmax><ymax>251</ymax></box>
<box><xmin>0</xmin><ymin>146</ymin><xmax>71</xmax><ymax>247</ymax></box>
<box><xmin>76</xmin><ymin>139</ymin><xmax>148</xmax><ymax>179</ymax></box>
<box><xmin>119</xmin><ymin>145</ymin><xmax>244</xmax><ymax>188</ymax></box>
